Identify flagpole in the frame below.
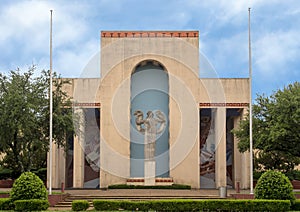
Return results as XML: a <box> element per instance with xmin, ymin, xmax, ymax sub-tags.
<box><xmin>49</xmin><ymin>9</ymin><xmax>53</xmax><ymax>195</ymax></box>
<box><xmin>248</xmin><ymin>7</ymin><xmax>254</xmax><ymax>195</ymax></box>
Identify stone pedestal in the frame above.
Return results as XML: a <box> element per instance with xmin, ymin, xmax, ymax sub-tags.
<box><xmin>144</xmin><ymin>160</ymin><xmax>155</xmax><ymax>186</ymax></box>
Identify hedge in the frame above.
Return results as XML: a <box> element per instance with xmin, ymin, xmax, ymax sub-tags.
<box><xmin>14</xmin><ymin>199</ymin><xmax>49</xmax><ymax>211</ymax></box>
<box><xmin>291</xmin><ymin>199</ymin><xmax>300</xmax><ymax>211</ymax></box>
<box><xmin>93</xmin><ymin>199</ymin><xmax>290</xmax><ymax>211</ymax></box>
<box><xmin>72</xmin><ymin>200</ymin><xmax>90</xmax><ymax>211</ymax></box>
<box><xmin>0</xmin><ymin>198</ymin><xmax>14</xmax><ymax>210</ymax></box>
<box><xmin>108</xmin><ymin>184</ymin><xmax>191</xmax><ymax>189</ymax></box>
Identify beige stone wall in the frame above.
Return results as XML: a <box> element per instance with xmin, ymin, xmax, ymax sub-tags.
<box><xmin>221</xmin><ymin>79</ymin><xmax>250</xmax><ymax>103</ymax></box>
<box><xmin>46</xmin><ymin>143</ymin><xmax>65</xmax><ymax>189</ymax></box>
<box><xmin>99</xmin><ymin>59</ymin><xmax>200</xmax><ymax>188</ymax></box>
<box><xmin>60</xmin><ymin>78</ymin><xmax>101</xmax><ymax>104</ymax></box>
<box><xmin>98</xmin><ymin>32</ymin><xmax>201</xmax><ymax>188</ymax></box>
<box><xmin>231</xmin><ymin>108</ymin><xmax>251</xmax><ymax>189</ymax></box>
<box><xmin>199</xmin><ymin>78</ymin><xmax>249</xmax><ymax>104</ymax></box>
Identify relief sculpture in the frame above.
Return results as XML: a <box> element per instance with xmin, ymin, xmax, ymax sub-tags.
<box><xmin>134</xmin><ymin>110</ymin><xmax>166</xmax><ymax>160</ymax></box>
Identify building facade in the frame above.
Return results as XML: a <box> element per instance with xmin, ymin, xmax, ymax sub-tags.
<box><xmin>47</xmin><ymin>31</ymin><xmax>250</xmax><ymax>189</ymax></box>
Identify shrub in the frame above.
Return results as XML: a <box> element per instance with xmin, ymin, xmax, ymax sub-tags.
<box><xmin>121</xmin><ymin>200</ymin><xmax>151</xmax><ymax>211</ymax></box>
<box><xmin>291</xmin><ymin>200</ymin><xmax>300</xmax><ymax>211</ymax></box>
<box><xmin>14</xmin><ymin>199</ymin><xmax>49</xmax><ymax>211</ymax></box>
<box><xmin>93</xmin><ymin>199</ymin><xmax>290</xmax><ymax>211</ymax></box>
<box><xmin>255</xmin><ymin>170</ymin><xmax>295</xmax><ymax>204</ymax></box>
<box><xmin>10</xmin><ymin>172</ymin><xmax>47</xmax><ymax>202</ymax></box>
<box><xmin>108</xmin><ymin>184</ymin><xmax>191</xmax><ymax>189</ymax></box>
<box><xmin>0</xmin><ymin>198</ymin><xmax>14</xmax><ymax>210</ymax></box>
<box><xmin>93</xmin><ymin>200</ymin><xmax>122</xmax><ymax>211</ymax></box>
<box><xmin>72</xmin><ymin>200</ymin><xmax>89</xmax><ymax>211</ymax></box>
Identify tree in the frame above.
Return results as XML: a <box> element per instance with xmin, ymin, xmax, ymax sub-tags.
<box><xmin>0</xmin><ymin>66</ymin><xmax>74</xmax><ymax>176</ymax></box>
<box><xmin>233</xmin><ymin>82</ymin><xmax>300</xmax><ymax>173</ymax></box>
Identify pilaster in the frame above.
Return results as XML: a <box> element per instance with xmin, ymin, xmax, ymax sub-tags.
<box><xmin>215</xmin><ymin>108</ymin><xmax>227</xmax><ymax>188</ymax></box>
<box><xmin>73</xmin><ymin>109</ymin><xmax>85</xmax><ymax>188</ymax></box>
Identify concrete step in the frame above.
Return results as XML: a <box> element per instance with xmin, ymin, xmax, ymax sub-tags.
<box><xmin>66</xmin><ymin>195</ymin><xmax>220</xmax><ymax>200</ymax></box>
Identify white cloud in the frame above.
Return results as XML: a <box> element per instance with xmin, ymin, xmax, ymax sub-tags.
<box><xmin>168</xmin><ymin>12</ymin><xmax>191</xmax><ymax>27</ymax></box>
<box><xmin>201</xmin><ymin>31</ymin><xmax>249</xmax><ymax>77</ymax></box>
<box><xmin>286</xmin><ymin>7</ymin><xmax>300</xmax><ymax>16</ymax></box>
<box><xmin>0</xmin><ymin>0</ymin><xmax>299</xmax><ymax>96</ymax></box>
<box><xmin>186</xmin><ymin>0</ymin><xmax>254</xmax><ymax>26</ymax></box>
<box><xmin>0</xmin><ymin>1</ymin><xmax>98</xmax><ymax>76</ymax></box>
<box><xmin>253</xmin><ymin>30</ymin><xmax>300</xmax><ymax>76</ymax></box>
<box><xmin>0</xmin><ymin>2</ymin><xmax>51</xmax><ymax>49</ymax></box>
<box><xmin>54</xmin><ymin>38</ymin><xmax>99</xmax><ymax>77</ymax></box>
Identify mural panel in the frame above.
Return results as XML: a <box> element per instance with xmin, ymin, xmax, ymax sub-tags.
<box><xmin>83</xmin><ymin>108</ymin><xmax>100</xmax><ymax>188</ymax></box>
<box><xmin>65</xmin><ymin>132</ymin><xmax>74</xmax><ymax>188</ymax></box>
<box><xmin>200</xmin><ymin>108</ymin><xmax>216</xmax><ymax>188</ymax></box>
<box><xmin>226</xmin><ymin>108</ymin><xmax>241</xmax><ymax>188</ymax></box>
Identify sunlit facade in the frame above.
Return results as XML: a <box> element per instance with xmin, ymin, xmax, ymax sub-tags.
<box><xmin>47</xmin><ymin>31</ymin><xmax>250</xmax><ymax>189</ymax></box>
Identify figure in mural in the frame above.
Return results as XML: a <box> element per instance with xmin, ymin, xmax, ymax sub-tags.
<box><xmin>134</xmin><ymin>110</ymin><xmax>166</xmax><ymax>160</ymax></box>
<box><xmin>200</xmin><ymin>116</ymin><xmax>215</xmax><ymax>175</ymax></box>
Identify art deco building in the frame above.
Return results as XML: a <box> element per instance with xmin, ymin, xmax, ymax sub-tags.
<box><xmin>47</xmin><ymin>31</ymin><xmax>250</xmax><ymax>189</ymax></box>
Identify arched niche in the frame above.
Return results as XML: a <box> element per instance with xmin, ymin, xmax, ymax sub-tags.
<box><xmin>130</xmin><ymin>60</ymin><xmax>169</xmax><ymax>178</ymax></box>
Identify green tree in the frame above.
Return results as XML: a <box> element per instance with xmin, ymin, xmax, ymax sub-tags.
<box><xmin>233</xmin><ymin>82</ymin><xmax>300</xmax><ymax>173</ymax></box>
<box><xmin>0</xmin><ymin>66</ymin><xmax>73</xmax><ymax>176</ymax></box>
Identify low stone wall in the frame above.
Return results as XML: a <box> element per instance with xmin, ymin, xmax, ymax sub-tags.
<box><xmin>0</xmin><ymin>194</ymin><xmax>9</xmax><ymax>198</ymax></box>
<box><xmin>292</xmin><ymin>180</ymin><xmax>300</xmax><ymax>189</ymax></box>
<box><xmin>0</xmin><ymin>192</ymin><xmax>69</xmax><ymax>207</ymax></box>
<box><xmin>0</xmin><ymin>179</ymin><xmax>14</xmax><ymax>188</ymax></box>
<box><xmin>48</xmin><ymin>193</ymin><xmax>69</xmax><ymax>207</ymax></box>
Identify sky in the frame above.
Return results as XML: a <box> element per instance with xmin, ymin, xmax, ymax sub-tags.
<box><xmin>0</xmin><ymin>0</ymin><xmax>299</xmax><ymax>98</ymax></box>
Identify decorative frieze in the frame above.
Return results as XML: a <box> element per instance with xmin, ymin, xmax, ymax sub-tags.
<box><xmin>73</xmin><ymin>103</ymin><xmax>101</xmax><ymax>107</ymax></box>
<box><xmin>101</xmin><ymin>31</ymin><xmax>198</xmax><ymax>38</ymax></box>
<box><xmin>199</xmin><ymin>103</ymin><xmax>249</xmax><ymax>107</ymax></box>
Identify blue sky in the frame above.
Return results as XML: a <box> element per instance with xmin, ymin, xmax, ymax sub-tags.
<box><xmin>0</xmin><ymin>0</ymin><xmax>299</xmax><ymax>98</ymax></box>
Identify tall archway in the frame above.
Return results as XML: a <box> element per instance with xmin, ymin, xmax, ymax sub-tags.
<box><xmin>130</xmin><ymin>60</ymin><xmax>169</xmax><ymax>178</ymax></box>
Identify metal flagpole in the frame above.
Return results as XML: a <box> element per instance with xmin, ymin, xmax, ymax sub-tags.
<box><xmin>248</xmin><ymin>7</ymin><xmax>254</xmax><ymax>194</ymax></box>
<box><xmin>49</xmin><ymin>9</ymin><xmax>53</xmax><ymax>195</ymax></box>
